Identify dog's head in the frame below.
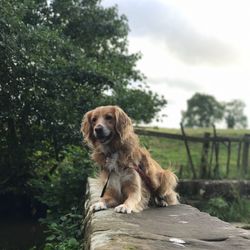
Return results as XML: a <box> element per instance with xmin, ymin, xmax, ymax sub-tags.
<box><xmin>81</xmin><ymin>105</ymin><xmax>133</xmax><ymax>146</ymax></box>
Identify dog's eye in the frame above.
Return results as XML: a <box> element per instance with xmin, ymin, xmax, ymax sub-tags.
<box><xmin>91</xmin><ymin>117</ymin><xmax>97</xmax><ymax>123</ymax></box>
<box><xmin>105</xmin><ymin>114</ymin><xmax>113</xmax><ymax>121</ymax></box>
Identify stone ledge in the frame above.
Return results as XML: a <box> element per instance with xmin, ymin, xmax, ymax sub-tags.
<box><xmin>83</xmin><ymin>178</ymin><xmax>250</xmax><ymax>250</ymax></box>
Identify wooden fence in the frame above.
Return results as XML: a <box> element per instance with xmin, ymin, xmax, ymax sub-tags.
<box><xmin>135</xmin><ymin>125</ymin><xmax>250</xmax><ymax>179</ymax></box>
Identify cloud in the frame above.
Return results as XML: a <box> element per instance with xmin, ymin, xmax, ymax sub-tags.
<box><xmin>148</xmin><ymin>77</ymin><xmax>201</xmax><ymax>92</ymax></box>
<box><xmin>163</xmin><ymin>25</ymin><xmax>236</xmax><ymax>65</ymax></box>
<box><xmin>103</xmin><ymin>0</ymin><xmax>236</xmax><ymax>65</ymax></box>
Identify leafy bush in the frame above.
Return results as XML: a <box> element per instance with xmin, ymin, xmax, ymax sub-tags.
<box><xmin>203</xmin><ymin>197</ymin><xmax>229</xmax><ymax>220</ymax></box>
<box><xmin>30</xmin><ymin>145</ymin><xmax>93</xmax><ymax>249</ymax></box>
<box><xmin>42</xmin><ymin>211</ymin><xmax>82</xmax><ymax>250</ymax></box>
<box><xmin>201</xmin><ymin>196</ymin><xmax>250</xmax><ymax>223</ymax></box>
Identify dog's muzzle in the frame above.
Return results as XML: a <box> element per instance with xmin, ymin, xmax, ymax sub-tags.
<box><xmin>94</xmin><ymin>125</ymin><xmax>113</xmax><ymax>143</ymax></box>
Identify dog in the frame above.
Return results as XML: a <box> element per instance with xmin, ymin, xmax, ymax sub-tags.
<box><xmin>81</xmin><ymin>105</ymin><xmax>178</xmax><ymax>213</ymax></box>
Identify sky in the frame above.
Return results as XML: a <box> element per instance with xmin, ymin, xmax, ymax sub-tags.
<box><xmin>102</xmin><ymin>0</ymin><xmax>250</xmax><ymax>128</ymax></box>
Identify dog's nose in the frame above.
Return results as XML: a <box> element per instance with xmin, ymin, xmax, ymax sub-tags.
<box><xmin>94</xmin><ymin>125</ymin><xmax>103</xmax><ymax>135</ymax></box>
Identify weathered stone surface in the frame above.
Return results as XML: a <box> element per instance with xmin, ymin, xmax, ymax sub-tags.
<box><xmin>83</xmin><ymin>178</ymin><xmax>250</xmax><ymax>250</ymax></box>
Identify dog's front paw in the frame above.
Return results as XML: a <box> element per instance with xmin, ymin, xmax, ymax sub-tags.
<box><xmin>91</xmin><ymin>201</ymin><xmax>107</xmax><ymax>212</ymax></box>
<box><xmin>155</xmin><ymin>196</ymin><xmax>168</xmax><ymax>207</ymax></box>
<box><xmin>114</xmin><ymin>204</ymin><xmax>132</xmax><ymax>214</ymax></box>
<box><xmin>105</xmin><ymin>157</ymin><xmax>112</xmax><ymax>165</ymax></box>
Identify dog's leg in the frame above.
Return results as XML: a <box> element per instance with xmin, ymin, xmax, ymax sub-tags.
<box><xmin>91</xmin><ymin>201</ymin><xmax>107</xmax><ymax>212</ymax></box>
<box><xmin>114</xmin><ymin>173</ymin><xmax>142</xmax><ymax>214</ymax></box>
<box><xmin>155</xmin><ymin>191</ymin><xmax>179</xmax><ymax>206</ymax></box>
<box><xmin>154</xmin><ymin>196</ymin><xmax>168</xmax><ymax>207</ymax></box>
<box><xmin>156</xmin><ymin>170</ymin><xmax>179</xmax><ymax>206</ymax></box>
<box><xmin>165</xmin><ymin>191</ymin><xmax>179</xmax><ymax>205</ymax></box>
<box><xmin>91</xmin><ymin>188</ymin><xmax>119</xmax><ymax>212</ymax></box>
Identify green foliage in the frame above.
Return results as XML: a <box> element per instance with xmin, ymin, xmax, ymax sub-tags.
<box><xmin>106</xmin><ymin>86</ymin><xmax>167</xmax><ymax>123</ymax></box>
<box><xmin>0</xmin><ymin>0</ymin><xmax>165</xmax><ymax>195</ymax></box>
<box><xmin>30</xmin><ymin>146</ymin><xmax>93</xmax><ymax>210</ymax></box>
<box><xmin>203</xmin><ymin>197</ymin><xmax>229</xmax><ymax>220</ymax></box>
<box><xmin>182</xmin><ymin>93</ymin><xmax>224</xmax><ymax>128</ymax></box>
<box><xmin>201</xmin><ymin>196</ymin><xmax>250</xmax><ymax>223</ymax></box>
<box><xmin>30</xmin><ymin>145</ymin><xmax>93</xmax><ymax>249</ymax></box>
<box><xmin>224</xmin><ymin>100</ymin><xmax>248</xmax><ymax>129</ymax></box>
<box><xmin>42</xmin><ymin>213</ymin><xmax>82</xmax><ymax>250</ymax></box>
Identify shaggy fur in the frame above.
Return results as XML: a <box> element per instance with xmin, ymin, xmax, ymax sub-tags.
<box><xmin>81</xmin><ymin>105</ymin><xmax>178</xmax><ymax>213</ymax></box>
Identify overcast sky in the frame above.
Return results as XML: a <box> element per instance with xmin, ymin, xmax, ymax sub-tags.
<box><xmin>102</xmin><ymin>0</ymin><xmax>250</xmax><ymax>128</ymax></box>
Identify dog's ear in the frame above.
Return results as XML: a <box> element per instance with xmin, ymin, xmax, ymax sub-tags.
<box><xmin>81</xmin><ymin>110</ymin><xmax>94</xmax><ymax>145</ymax></box>
<box><xmin>114</xmin><ymin>106</ymin><xmax>133</xmax><ymax>143</ymax></box>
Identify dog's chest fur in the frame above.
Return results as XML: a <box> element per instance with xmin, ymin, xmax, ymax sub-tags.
<box><xmin>105</xmin><ymin>152</ymin><xmax>119</xmax><ymax>172</ymax></box>
<box><xmin>104</xmin><ymin>152</ymin><xmax>136</xmax><ymax>196</ymax></box>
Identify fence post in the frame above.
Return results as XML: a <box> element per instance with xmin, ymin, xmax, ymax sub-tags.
<box><xmin>180</xmin><ymin>123</ymin><xmax>197</xmax><ymax>179</ymax></box>
<box><xmin>209</xmin><ymin>140</ymin><xmax>215</xmax><ymax>177</ymax></box>
<box><xmin>212</xmin><ymin>124</ymin><xmax>220</xmax><ymax>178</ymax></box>
<box><xmin>242</xmin><ymin>134</ymin><xmax>250</xmax><ymax>175</ymax></box>
<box><xmin>226</xmin><ymin>140</ymin><xmax>231</xmax><ymax>178</ymax></box>
<box><xmin>237</xmin><ymin>141</ymin><xmax>242</xmax><ymax>172</ymax></box>
<box><xmin>200</xmin><ymin>132</ymin><xmax>210</xmax><ymax>179</ymax></box>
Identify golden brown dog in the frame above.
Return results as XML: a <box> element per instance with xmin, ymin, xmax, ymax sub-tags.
<box><xmin>81</xmin><ymin>105</ymin><xmax>178</xmax><ymax>213</ymax></box>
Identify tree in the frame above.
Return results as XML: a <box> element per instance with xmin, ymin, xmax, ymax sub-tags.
<box><xmin>181</xmin><ymin>93</ymin><xmax>224</xmax><ymax>128</ymax></box>
<box><xmin>224</xmin><ymin>100</ymin><xmax>248</xmax><ymax>128</ymax></box>
<box><xmin>103</xmin><ymin>85</ymin><xmax>167</xmax><ymax>124</ymax></box>
<box><xmin>0</xmin><ymin>0</ymin><xmax>166</xmax><ymax>193</ymax></box>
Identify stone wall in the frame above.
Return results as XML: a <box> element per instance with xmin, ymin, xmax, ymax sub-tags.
<box><xmin>83</xmin><ymin>178</ymin><xmax>250</xmax><ymax>250</ymax></box>
<box><xmin>178</xmin><ymin>179</ymin><xmax>250</xmax><ymax>199</ymax></box>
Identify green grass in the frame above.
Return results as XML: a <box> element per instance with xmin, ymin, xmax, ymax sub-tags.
<box><xmin>138</xmin><ymin>127</ymin><xmax>250</xmax><ymax>179</ymax></box>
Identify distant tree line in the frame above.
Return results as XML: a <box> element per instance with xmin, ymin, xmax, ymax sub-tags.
<box><xmin>181</xmin><ymin>93</ymin><xmax>248</xmax><ymax>128</ymax></box>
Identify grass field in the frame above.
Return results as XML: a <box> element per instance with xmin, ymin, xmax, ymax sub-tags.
<box><xmin>137</xmin><ymin>127</ymin><xmax>250</xmax><ymax>179</ymax></box>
